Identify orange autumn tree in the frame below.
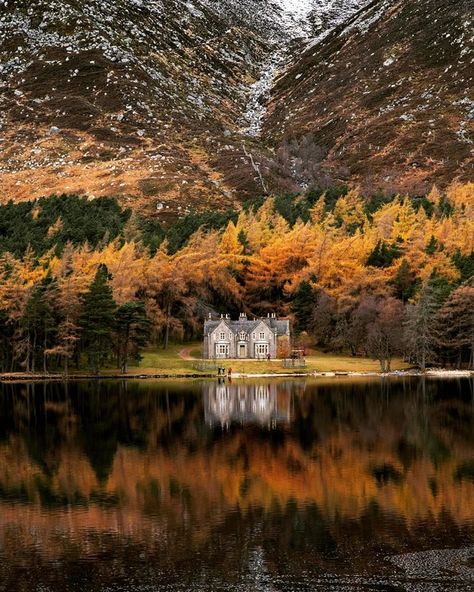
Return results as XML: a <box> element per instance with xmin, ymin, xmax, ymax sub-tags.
<box><xmin>0</xmin><ymin>182</ymin><xmax>472</xmax><ymax>370</ymax></box>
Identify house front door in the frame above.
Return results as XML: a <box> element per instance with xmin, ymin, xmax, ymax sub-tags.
<box><xmin>239</xmin><ymin>343</ymin><xmax>247</xmax><ymax>358</ymax></box>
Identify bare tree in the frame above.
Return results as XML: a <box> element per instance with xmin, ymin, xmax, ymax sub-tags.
<box><xmin>404</xmin><ymin>282</ymin><xmax>438</xmax><ymax>371</ymax></box>
<box><xmin>344</xmin><ymin>296</ymin><xmax>378</xmax><ymax>356</ymax></box>
<box><xmin>367</xmin><ymin>298</ymin><xmax>405</xmax><ymax>372</ymax></box>
<box><xmin>310</xmin><ymin>291</ymin><xmax>337</xmax><ymax>349</ymax></box>
<box><xmin>435</xmin><ymin>284</ymin><xmax>474</xmax><ymax>369</ymax></box>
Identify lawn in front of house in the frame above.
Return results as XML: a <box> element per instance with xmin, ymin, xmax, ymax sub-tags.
<box><xmin>128</xmin><ymin>343</ymin><xmax>200</xmax><ymax>374</ymax></box>
<box><xmin>125</xmin><ymin>343</ymin><xmax>409</xmax><ymax>375</ymax></box>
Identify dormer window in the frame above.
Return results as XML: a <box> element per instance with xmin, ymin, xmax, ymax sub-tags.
<box><xmin>239</xmin><ymin>331</ymin><xmax>246</xmax><ymax>340</ymax></box>
<box><xmin>220</xmin><ymin>332</ymin><xmax>225</xmax><ymax>340</ymax></box>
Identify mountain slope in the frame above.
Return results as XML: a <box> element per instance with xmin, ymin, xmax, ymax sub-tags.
<box><xmin>0</xmin><ymin>0</ymin><xmax>473</xmax><ymax>214</ymax></box>
<box><xmin>0</xmin><ymin>0</ymin><xmax>289</xmax><ymax>214</ymax></box>
<box><xmin>263</xmin><ymin>0</ymin><xmax>474</xmax><ymax>194</ymax></box>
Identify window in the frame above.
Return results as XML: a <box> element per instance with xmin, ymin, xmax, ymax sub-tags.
<box><xmin>256</xmin><ymin>344</ymin><xmax>268</xmax><ymax>356</ymax></box>
<box><xmin>259</xmin><ymin>332</ymin><xmax>265</xmax><ymax>340</ymax></box>
<box><xmin>252</xmin><ymin>333</ymin><xmax>256</xmax><ymax>340</ymax></box>
<box><xmin>239</xmin><ymin>331</ymin><xmax>246</xmax><ymax>340</ymax></box>
<box><xmin>219</xmin><ymin>332</ymin><xmax>225</xmax><ymax>340</ymax></box>
<box><xmin>216</xmin><ymin>344</ymin><xmax>229</xmax><ymax>357</ymax></box>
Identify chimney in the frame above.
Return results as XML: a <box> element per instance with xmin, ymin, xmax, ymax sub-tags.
<box><xmin>220</xmin><ymin>314</ymin><xmax>223</xmax><ymax>319</ymax></box>
<box><xmin>208</xmin><ymin>313</ymin><xmax>212</xmax><ymax>320</ymax></box>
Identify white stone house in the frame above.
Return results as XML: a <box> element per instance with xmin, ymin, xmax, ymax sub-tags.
<box><xmin>203</xmin><ymin>313</ymin><xmax>290</xmax><ymax>359</ymax></box>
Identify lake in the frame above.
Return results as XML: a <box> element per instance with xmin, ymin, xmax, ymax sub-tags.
<box><xmin>0</xmin><ymin>377</ymin><xmax>472</xmax><ymax>591</ymax></box>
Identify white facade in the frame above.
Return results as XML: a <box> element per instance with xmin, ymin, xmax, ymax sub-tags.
<box><xmin>203</xmin><ymin>315</ymin><xmax>290</xmax><ymax>359</ymax></box>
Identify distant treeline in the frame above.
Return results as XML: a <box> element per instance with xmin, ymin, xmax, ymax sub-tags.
<box><xmin>0</xmin><ymin>184</ymin><xmax>473</xmax><ymax>373</ymax></box>
<box><xmin>0</xmin><ymin>186</ymin><xmax>455</xmax><ymax>257</ymax></box>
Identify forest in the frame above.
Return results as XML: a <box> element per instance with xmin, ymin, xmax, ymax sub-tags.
<box><xmin>0</xmin><ymin>183</ymin><xmax>473</xmax><ymax>373</ymax></box>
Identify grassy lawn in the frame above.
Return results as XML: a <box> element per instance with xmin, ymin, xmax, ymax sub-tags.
<box><xmin>128</xmin><ymin>344</ymin><xmax>199</xmax><ymax>374</ymax></box>
<box><xmin>0</xmin><ymin>344</ymin><xmax>410</xmax><ymax>380</ymax></box>
<box><xmin>304</xmin><ymin>350</ymin><xmax>409</xmax><ymax>373</ymax></box>
<box><xmin>124</xmin><ymin>343</ymin><xmax>409</xmax><ymax>376</ymax></box>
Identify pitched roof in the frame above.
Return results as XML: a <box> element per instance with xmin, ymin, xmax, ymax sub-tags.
<box><xmin>265</xmin><ymin>317</ymin><xmax>290</xmax><ymax>335</ymax></box>
<box><xmin>204</xmin><ymin>317</ymin><xmax>289</xmax><ymax>336</ymax></box>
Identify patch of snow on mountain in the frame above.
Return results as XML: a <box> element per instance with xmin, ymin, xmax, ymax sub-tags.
<box><xmin>272</xmin><ymin>0</ymin><xmax>315</xmax><ymax>37</ymax></box>
<box><xmin>241</xmin><ymin>0</ymin><xmax>371</xmax><ymax>136</ymax></box>
<box><xmin>240</xmin><ymin>56</ymin><xmax>282</xmax><ymax>136</ymax></box>
<box><xmin>344</xmin><ymin>0</ymin><xmax>390</xmax><ymax>34</ymax></box>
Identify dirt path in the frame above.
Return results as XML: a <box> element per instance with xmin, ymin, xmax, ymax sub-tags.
<box><xmin>178</xmin><ymin>347</ymin><xmax>195</xmax><ymax>360</ymax></box>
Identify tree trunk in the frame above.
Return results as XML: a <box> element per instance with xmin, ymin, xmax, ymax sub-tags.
<box><xmin>31</xmin><ymin>330</ymin><xmax>37</xmax><ymax>373</ymax></box>
<box><xmin>43</xmin><ymin>333</ymin><xmax>47</xmax><ymax>374</ymax></box>
<box><xmin>164</xmin><ymin>301</ymin><xmax>171</xmax><ymax>350</ymax></box>
<box><xmin>122</xmin><ymin>326</ymin><xmax>130</xmax><ymax>374</ymax></box>
<box><xmin>25</xmin><ymin>333</ymin><xmax>31</xmax><ymax>373</ymax></box>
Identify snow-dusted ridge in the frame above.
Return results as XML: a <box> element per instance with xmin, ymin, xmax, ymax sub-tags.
<box><xmin>272</xmin><ymin>0</ymin><xmax>316</xmax><ymax>38</ymax></box>
<box><xmin>240</xmin><ymin>0</ymin><xmax>371</xmax><ymax>136</ymax></box>
<box><xmin>1</xmin><ymin>0</ymin><xmax>469</xmax><ymax>205</ymax></box>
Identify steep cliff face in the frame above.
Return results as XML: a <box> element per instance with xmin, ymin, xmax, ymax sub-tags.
<box><xmin>263</xmin><ymin>0</ymin><xmax>474</xmax><ymax>194</ymax></box>
<box><xmin>0</xmin><ymin>0</ymin><xmax>472</xmax><ymax>214</ymax></box>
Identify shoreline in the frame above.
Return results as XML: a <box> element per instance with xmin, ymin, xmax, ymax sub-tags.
<box><xmin>0</xmin><ymin>369</ymin><xmax>472</xmax><ymax>383</ymax></box>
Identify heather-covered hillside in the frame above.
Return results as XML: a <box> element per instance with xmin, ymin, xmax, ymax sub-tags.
<box><xmin>265</xmin><ymin>0</ymin><xmax>474</xmax><ymax>194</ymax></box>
<box><xmin>0</xmin><ymin>0</ymin><xmax>473</xmax><ymax>212</ymax></box>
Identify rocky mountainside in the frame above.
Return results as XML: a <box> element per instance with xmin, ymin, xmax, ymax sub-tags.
<box><xmin>0</xmin><ymin>0</ymin><xmax>472</xmax><ymax>215</ymax></box>
<box><xmin>0</xmin><ymin>0</ymin><xmax>291</xmax><ymax>216</ymax></box>
<box><xmin>264</xmin><ymin>0</ymin><xmax>474</xmax><ymax>195</ymax></box>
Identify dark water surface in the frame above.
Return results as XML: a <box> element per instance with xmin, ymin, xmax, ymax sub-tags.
<box><xmin>0</xmin><ymin>377</ymin><xmax>473</xmax><ymax>591</ymax></box>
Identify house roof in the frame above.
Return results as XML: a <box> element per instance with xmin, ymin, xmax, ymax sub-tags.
<box><xmin>204</xmin><ymin>317</ymin><xmax>290</xmax><ymax>336</ymax></box>
<box><xmin>265</xmin><ymin>317</ymin><xmax>290</xmax><ymax>335</ymax></box>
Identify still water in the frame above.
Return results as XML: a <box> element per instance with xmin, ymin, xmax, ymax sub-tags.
<box><xmin>0</xmin><ymin>377</ymin><xmax>473</xmax><ymax>591</ymax></box>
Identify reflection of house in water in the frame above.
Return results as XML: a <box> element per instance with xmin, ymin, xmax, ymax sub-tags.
<box><xmin>204</xmin><ymin>382</ymin><xmax>294</xmax><ymax>428</ymax></box>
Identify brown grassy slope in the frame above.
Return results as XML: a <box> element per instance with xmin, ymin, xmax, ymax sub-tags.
<box><xmin>0</xmin><ymin>0</ymin><xmax>277</xmax><ymax>214</ymax></box>
<box><xmin>263</xmin><ymin>0</ymin><xmax>474</xmax><ymax>195</ymax></box>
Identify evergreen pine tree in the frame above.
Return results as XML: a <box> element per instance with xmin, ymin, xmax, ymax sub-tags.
<box><xmin>80</xmin><ymin>265</ymin><xmax>117</xmax><ymax>374</ymax></box>
<box><xmin>452</xmin><ymin>250</ymin><xmax>474</xmax><ymax>283</ymax></box>
<box><xmin>292</xmin><ymin>281</ymin><xmax>315</xmax><ymax>333</ymax></box>
<box><xmin>393</xmin><ymin>259</ymin><xmax>417</xmax><ymax>302</ymax></box>
<box><xmin>115</xmin><ymin>301</ymin><xmax>150</xmax><ymax>373</ymax></box>
<box><xmin>22</xmin><ymin>276</ymin><xmax>57</xmax><ymax>373</ymax></box>
<box><xmin>425</xmin><ymin>235</ymin><xmax>438</xmax><ymax>255</ymax></box>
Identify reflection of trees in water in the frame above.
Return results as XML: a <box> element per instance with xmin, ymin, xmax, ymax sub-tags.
<box><xmin>0</xmin><ymin>498</ymin><xmax>471</xmax><ymax>592</ymax></box>
<box><xmin>0</xmin><ymin>378</ymin><xmax>472</xmax><ymax>529</ymax></box>
<box><xmin>0</xmin><ymin>379</ymin><xmax>473</xmax><ymax>591</ymax></box>
<box><xmin>293</xmin><ymin>378</ymin><xmax>474</xmax><ymax>464</ymax></box>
